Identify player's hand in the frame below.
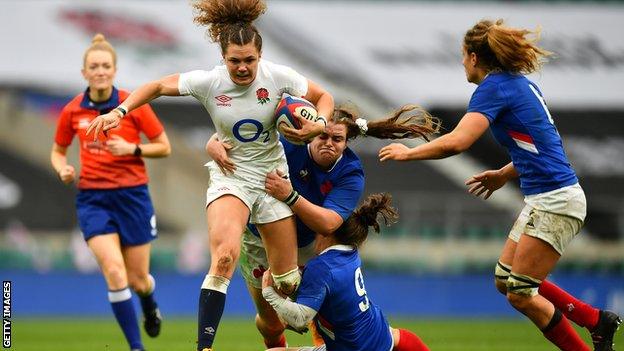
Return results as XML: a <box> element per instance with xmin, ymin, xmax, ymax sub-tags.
<box><xmin>261</xmin><ymin>269</ymin><xmax>274</xmax><ymax>289</ymax></box>
<box><xmin>280</xmin><ymin>114</ymin><xmax>324</xmax><ymax>144</ymax></box>
<box><xmin>106</xmin><ymin>135</ymin><xmax>135</xmax><ymax>156</ymax></box>
<box><xmin>379</xmin><ymin>143</ymin><xmax>410</xmax><ymax>162</ymax></box>
<box><xmin>465</xmin><ymin>169</ymin><xmax>508</xmax><ymax>200</ymax></box>
<box><xmin>265</xmin><ymin>169</ymin><xmax>293</xmax><ymax>201</ymax></box>
<box><xmin>206</xmin><ymin>135</ymin><xmax>235</xmax><ymax>175</ymax></box>
<box><xmin>57</xmin><ymin>165</ymin><xmax>75</xmax><ymax>185</ymax></box>
<box><xmin>86</xmin><ymin>111</ymin><xmax>122</xmax><ymax>141</ymax></box>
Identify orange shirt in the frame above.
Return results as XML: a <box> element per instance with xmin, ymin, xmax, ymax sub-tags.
<box><xmin>54</xmin><ymin>88</ymin><xmax>164</xmax><ymax>190</ymax></box>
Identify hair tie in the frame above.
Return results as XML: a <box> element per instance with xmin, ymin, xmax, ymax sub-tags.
<box><xmin>355</xmin><ymin>118</ymin><xmax>368</xmax><ymax>135</ymax></box>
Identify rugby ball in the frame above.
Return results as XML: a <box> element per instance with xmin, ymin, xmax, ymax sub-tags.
<box><xmin>274</xmin><ymin>93</ymin><xmax>318</xmax><ymax>145</ymax></box>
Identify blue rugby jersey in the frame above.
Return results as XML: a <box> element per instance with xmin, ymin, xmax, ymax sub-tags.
<box><xmin>249</xmin><ymin>137</ymin><xmax>365</xmax><ymax>247</ymax></box>
<box><xmin>467</xmin><ymin>72</ymin><xmax>578</xmax><ymax>195</ymax></box>
<box><xmin>296</xmin><ymin>246</ymin><xmax>393</xmax><ymax>351</ymax></box>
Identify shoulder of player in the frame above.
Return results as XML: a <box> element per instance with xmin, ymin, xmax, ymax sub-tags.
<box><xmin>63</xmin><ymin>93</ymin><xmax>85</xmax><ymax>112</ymax></box>
<box><xmin>333</xmin><ymin>150</ymin><xmax>364</xmax><ymax>177</ymax></box>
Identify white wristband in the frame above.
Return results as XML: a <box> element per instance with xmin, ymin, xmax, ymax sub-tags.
<box><xmin>316</xmin><ymin>115</ymin><xmax>327</xmax><ymax>127</ymax></box>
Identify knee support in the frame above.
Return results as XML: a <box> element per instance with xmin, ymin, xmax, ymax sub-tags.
<box><xmin>507</xmin><ymin>272</ymin><xmax>542</xmax><ymax>297</ymax></box>
<box><xmin>272</xmin><ymin>267</ymin><xmax>301</xmax><ymax>296</ymax></box>
<box><xmin>494</xmin><ymin>261</ymin><xmax>511</xmax><ymax>284</ymax></box>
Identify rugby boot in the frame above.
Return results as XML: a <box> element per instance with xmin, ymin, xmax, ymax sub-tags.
<box><xmin>591</xmin><ymin>310</ymin><xmax>622</xmax><ymax>351</ymax></box>
<box><xmin>143</xmin><ymin>307</ymin><xmax>162</xmax><ymax>337</ymax></box>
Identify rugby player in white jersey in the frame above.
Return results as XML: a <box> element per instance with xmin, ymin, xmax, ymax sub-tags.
<box><xmin>87</xmin><ymin>1</ymin><xmax>333</xmax><ymax>350</ymax></box>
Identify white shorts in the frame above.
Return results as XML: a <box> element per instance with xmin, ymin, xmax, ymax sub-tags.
<box><xmin>239</xmin><ymin>228</ymin><xmax>316</xmax><ymax>289</ymax></box>
<box><xmin>509</xmin><ymin>184</ymin><xmax>586</xmax><ymax>255</ymax></box>
<box><xmin>206</xmin><ymin>164</ymin><xmax>293</xmax><ymax>224</ymax></box>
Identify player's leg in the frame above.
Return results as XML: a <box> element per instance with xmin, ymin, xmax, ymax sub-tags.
<box><xmin>123</xmin><ymin>243</ymin><xmax>161</xmax><ymax>338</ymax></box>
<box><xmin>507</xmin><ymin>210</ymin><xmax>590</xmax><ymax>350</ymax></box>
<box><xmin>198</xmin><ymin>194</ymin><xmax>250</xmax><ymax>350</ymax></box>
<box><xmin>88</xmin><ymin>234</ymin><xmax>144</xmax><ymax>351</ymax></box>
<box><xmin>239</xmin><ymin>229</ymin><xmax>288</xmax><ymax>348</ymax></box>
<box><xmin>248</xmin><ymin>284</ymin><xmax>288</xmax><ymax>347</ymax></box>
<box><xmin>391</xmin><ymin>327</ymin><xmax>429</xmax><ymax>351</ymax></box>
<box><xmin>256</xmin><ymin>216</ymin><xmax>299</xmax><ymax>295</ymax></box>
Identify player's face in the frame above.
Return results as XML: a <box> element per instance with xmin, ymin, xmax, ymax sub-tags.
<box><xmin>462</xmin><ymin>47</ymin><xmax>479</xmax><ymax>84</ymax></box>
<box><xmin>81</xmin><ymin>50</ymin><xmax>116</xmax><ymax>92</ymax></box>
<box><xmin>310</xmin><ymin>122</ymin><xmax>348</xmax><ymax>170</ymax></box>
<box><xmin>223</xmin><ymin>43</ymin><xmax>260</xmax><ymax>86</ymax></box>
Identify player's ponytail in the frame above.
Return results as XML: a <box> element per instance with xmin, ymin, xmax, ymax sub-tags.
<box><xmin>83</xmin><ymin>33</ymin><xmax>117</xmax><ymax>67</ymax></box>
<box><xmin>464</xmin><ymin>19</ymin><xmax>552</xmax><ymax>75</ymax></box>
<box><xmin>334</xmin><ymin>193</ymin><xmax>398</xmax><ymax>248</ymax></box>
<box><xmin>334</xmin><ymin>104</ymin><xmax>440</xmax><ymax>141</ymax></box>
<box><xmin>192</xmin><ymin>0</ymin><xmax>266</xmax><ymax>53</ymax></box>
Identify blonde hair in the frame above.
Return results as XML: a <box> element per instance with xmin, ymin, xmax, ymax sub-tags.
<box><xmin>83</xmin><ymin>33</ymin><xmax>117</xmax><ymax>67</ymax></box>
<box><xmin>463</xmin><ymin>19</ymin><xmax>552</xmax><ymax>74</ymax></box>
<box><xmin>192</xmin><ymin>0</ymin><xmax>266</xmax><ymax>53</ymax></box>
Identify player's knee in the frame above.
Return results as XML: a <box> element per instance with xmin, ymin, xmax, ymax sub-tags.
<box><xmin>494</xmin><ymin>261</ymin><xmax>511</xmax><ymax>295</ymax></box>
<box><xmin>101</xmin><ymin>261</ymin><xmax>127</xmax><ymax>288</ymax></box>
<box><xmin>127</xmin><ymin>273</ymin><xmax>150</xmax><ymax>293</ymax></box>
<box><xmin>506</xmin><ymin>272</ymin><xmax>541</xmax><ymax>311</ymax></box>
<box><xmin>210</xmin><ymin>248</ymin><xmax>238</xmax><ymax>275</ymax></box>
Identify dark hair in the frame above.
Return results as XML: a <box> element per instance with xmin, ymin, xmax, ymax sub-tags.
<box><xmin>463</xmin><ymin>19</ymin><xmax>552</xmax><ymax>74</ymax></box>
<box><xmin>333</xmin><ymin>103</ymin><xmax>440</xmax><ymax>141</ymax></box>
<box><xmin>192</xmin><ymin>0</ymin><xmax>266</xmax><ymax>54</ymax></box>
<box><xmin>334</xmin><ymin>193</ymin><xmax>398</xmax><ymax>248</ymax></box>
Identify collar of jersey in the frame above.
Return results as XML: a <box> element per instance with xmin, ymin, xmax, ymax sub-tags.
<box><xmin>320</xmin><ymin>244</ymin><xmax>355</xmax><ymax>255</ymax></box>
<box><xmin>307</xmin><ymin>144</ymin><xmax>343</xmax><ymax>173</ymax></box>
<box><xmin>80</xmin><ymin>86</ymin><xmax>120</xmax><ymax>112</ymax></box>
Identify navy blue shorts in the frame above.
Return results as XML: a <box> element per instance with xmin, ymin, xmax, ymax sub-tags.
<box><xmin>76</xmin><ymin>185</ymin><xmax>157</xmax><ymax>246</ymax></box>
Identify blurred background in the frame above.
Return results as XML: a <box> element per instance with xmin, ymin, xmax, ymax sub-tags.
<box><xmin>1</xmin><ymin>0</ymin><xmax>623</xmax><ymax>324</ymax></box>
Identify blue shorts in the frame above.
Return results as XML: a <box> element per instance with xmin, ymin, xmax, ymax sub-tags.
<box><xmin>76</xmin><ymin>185</ymin><xmax>157</xmax><ymax>246</ymax></box>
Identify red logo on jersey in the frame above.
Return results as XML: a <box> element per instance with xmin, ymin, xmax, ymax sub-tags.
<box><xmin>215</xmin><ymin>95</ymin><xmax>232</xmax><ymax>107</ymax></box>
<box><xmin>320</xmin><ymin>181</ymin><xmax>333</xmax><ymax>195</ymax></box>
<box><xmin>256</xmin><ymin>88</ymin><xmax>270</xmax><ymax>104</ymax></box>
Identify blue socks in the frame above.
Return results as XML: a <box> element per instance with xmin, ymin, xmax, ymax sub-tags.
<box><xmin>197</xmin><ymin>275</ymin><xmax>230</xmax><ymax>350</ymax></box>
<box><xmin>138</xmin><ymin>275</ymin><xmax>158</xmax><ymax>314</ymax></box>
<box><xmin>109</xmin><ymin>287</ymin><xmax>143</xmax><ymax>350</ymax></box>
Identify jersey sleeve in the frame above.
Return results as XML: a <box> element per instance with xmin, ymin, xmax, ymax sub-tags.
<box><xmin>132</xmin><ymin>103</ymin><xmax>164</xmax><ymax>139</ymax></box>
<box><xmin>324</xmin><ymin>165</ymin><xmax>365</xmax><ymax>221</ymax></box>
<box><xmin>178</xmin><ymin>70</ymin><xmax>216</xmax><ymax>99</ymax></box>
<box><xmin>54</xmin><ymin>104</ymin><xmax>75</xmax><ymax>147</ymax></box>
<box><xmin>269</xmin><ymin>62</ymin><xmax>309</xmax><ymax>98</ymax></box>
<box><xmin>467</xmin><ymin>81</ymin><xmax>507</xmax><ymax>122</ymax></box>
<box><xmin>296</xmin><ymin>259</ymin><xmax>331</xmax><ymax>311</ymax></box>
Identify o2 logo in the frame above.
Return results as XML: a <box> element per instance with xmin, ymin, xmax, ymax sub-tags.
<box><xmin>354</xmin><ymin>267</ymin><xmax>370</xmax><ymax>312</ymax></box>
<box><xmin>232</xmin><ymin>119</ymin><xmax>270</xmax><ymax>143</ymax></box>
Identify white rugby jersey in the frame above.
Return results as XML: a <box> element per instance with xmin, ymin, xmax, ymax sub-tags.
<box><xmin>178</xmin><ymin>60</ymin><xmax>308</xmax><ymax>183</ymax></box>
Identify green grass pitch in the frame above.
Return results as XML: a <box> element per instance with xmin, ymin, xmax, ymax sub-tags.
<box><xmin>12</xmin><ymin>317</ymin><xmax>621</xmax><ymax>350</ymax></box>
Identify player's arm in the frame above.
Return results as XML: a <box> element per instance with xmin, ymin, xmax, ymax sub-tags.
<box><xmin>50</xmin><ymin>143</ymin><xmax>75</xmax><ymax>185</ymax></box>
<box><xmin>379</xmin><ymin>112</ymin><xmax>490</xmax><ymax>161</ymax></box>
<box><xmin>265</xmin><ymin>170</ymin><xmax>343</xmax><ymax>234</ymax></box>
<box><xmin>304</xmin><ymin>79</ymin><xmax>334</xmax><ymax>126</ymax></box>
<box><xmin>86</xmin><ymin>74</ymin><xmax>181</xmax><ymax>139</ymax></box>
<box><xmin>261</xmin><ymin>271</ymin><xmax>317</xmax><ymax>332</ymax></box>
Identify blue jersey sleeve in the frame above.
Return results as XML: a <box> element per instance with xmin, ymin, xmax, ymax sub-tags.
<box><xmin>323</xmin><ymin>166</ymin><xmax>365</xmax><ymax>221</ymax></box>
<box><xmin>296</xmin><ymin>259</ymin><xmax>331</xmax><ymax>311</ymax></box>
<box><xmin>467</xmin><ymin>80</ymin><xmax>507</xmax><ymax>122</ymax></box>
